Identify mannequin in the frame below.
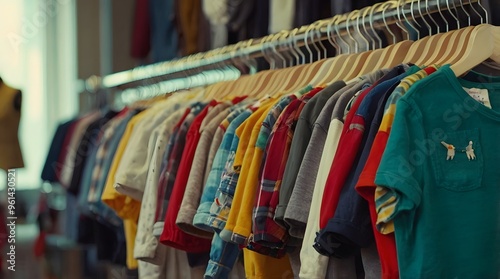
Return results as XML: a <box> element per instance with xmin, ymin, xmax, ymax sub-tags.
<box><xmin>0</xmin><ymin>77</ymin><xmax>24</xmax><ymax>170</ymax></box>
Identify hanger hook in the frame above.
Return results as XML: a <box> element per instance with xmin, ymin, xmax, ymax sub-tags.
<box><xmin>424</xmin><ymin>0</ymin><xmax>439</xmax><ymax>34</ymax></box>
<box><xmin>356</xmin><ymin>7</ymin><xmax>371</xmax><ymax>51</ymax></box>
<box><xmin>398</xmin><ymin>0</ymin><xmax>414</xmax><ymax>40</ymax></box>
<box><xmin>304</xmin><ymin>24</ymin><xmax>315</xmax><ymax>63</ymax></box>
<box><xmin>303</xmin><ymin>24</ymin><xmax>320</xmax><ymax>63</ymax></box>
<box><xmin>310</xmin><ymin>22</ymin><xmax>323</xmax><ymax>61</ymax></box>
<box><xmin>446</xmin><ymin>0</ymin><xmax>460</xmax><ymax>29</ymax></box>
<box><xmin>396</xmin><ymin>0</ymin><xmax>410</xmax><ymax>40</ymax></box>
<box><xmin>371</xmin><ymin>3</ymin><xmax>385</xmax><ymax>49</ymax></box>
<box><xmin>267</xmin><ymin>36</ymin><xmax>277</xmax><ymax>70</ymax></box>
<box><xmin>417</xmin><ymin>0</ymin><xmax>432</xmax><ymax>36</ymax></box>
<box><xmin>287</xmin><ymin>29</ymin><xmax>300</xmax><ymax>65</ymax></box>
<box><xmin>410</xmin><ymin>0</ymin><xmax>424</xmax><ymax>38</ymax></box>
<box><xmin>459</xmin><ymin>0</ymin><xmax>471</xmax><ymax>27</ymax></box>
<box><xmin>456</xmin><ymin>0</ymin><xmax>470</xmax><ymax>28</ymax></box>
<box><xmin>402</xmin><ymin>0</ymin><xmax>421</xmax><ymax>40</ymax></box>
<box><xmin>335</xmin><ymin>15</ymin><xmax>350</xmax><ymax>54</ymax></box>
<box><xmin>346</xmin><ymin>10</ymin><xmax>360</xmax><ymax>53</ymax></box>
<box><xmin>436</xmin><ymin>0</ymin><xmax>449</xmax><ymax>32</ymax></box>
<box><xmin>364</xmin><ymin>5</ymin><xmax>377</xmax><ymax>50</ymax></box>
<box><xmin>293</xmin><ymin>28</ymin><xmax>306</xmax><ymax>64</ymax></box>
<box><xmin>315</xmin><ymin>20</ymin><xmax>328</xmax><ymax>60</ymax></box>
<box><xmin>327</xmin><ymin>15</ymin><xmax>341</xmax><ymax>55</ymax></box>
<box><xmin>382</xmin><ymin>1</ymin><xmax>397</xmax><ymax>44</ymax></box>
<box><xmin>272</xmin><ymin>32</ymin><xmax>287</xmax><ymax>68</ymax></box>
<box><xmin>477</xmin><ymin>0</ymin><xmax>489</xmax><ymax>24</ymax></box>
<box><xmin>260</xmin><ymin>35</ymin><xmax>272</xmax><ymax>69</ymax></box>
<box><xmin>278</xmin><ymin>31</ymin><xmax>293</xmax><ymax>68</ymax></box>
<box><xmin>468</xmin><ymin>0</ymin><xmax>482</xmax><ymax>25</ymax></box>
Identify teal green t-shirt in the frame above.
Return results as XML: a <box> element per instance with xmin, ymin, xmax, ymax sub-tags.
<box><xmin>375</xmin><ymin>64</ymin><xmax>500</xmax><ymax>278</ymax></box>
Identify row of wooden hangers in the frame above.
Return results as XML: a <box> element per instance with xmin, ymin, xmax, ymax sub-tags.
<box><xmin>198</xmin><ymin>0</ymin><xmax>500</xmax><ymax>102</ymax></box>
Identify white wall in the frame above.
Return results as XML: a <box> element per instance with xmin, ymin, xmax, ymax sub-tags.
<box><xmin>0</xmin><ymin>0</ymin><xmax>78</xmax><ymax>190</ymax></box>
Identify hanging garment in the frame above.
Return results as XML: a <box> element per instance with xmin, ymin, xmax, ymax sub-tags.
<box><xmin>160</xmin><ymin>100</ymin><xmax>219</xmax><ymax>253</ymax></box>
<box><xmin>202</xmin><ymin>0</ymin><xmax>229</xmax><ymax>49</ymax></box>
<box><xmin>375</xmin><ymin>65</ymin><xmax>500</xmax><ymax>278</ymax></box>
<box><xmin>149</xmin><ymin>0</ymin><xmax>179</xmax><ymax>62</ymax></box>
<box><xmin>0</xmin><ymin>79</ymin><xmax>23</xmax><ymax>170</ymax></box>
<box><xmin>87</xmin><ymin>109</ymin><xmax>140</xmax><ymax>227</ymax></box>
<box><xmin>176</xmin><ymin>0</ymin><xmax>202</xmax><ymax>55</ymax></box>
<box><xmin>153</xmin><ymin>106</ymin><xmax>197</xmax><ymax>237</ymax></box>
<box><xmin>59</xmin><ymin>111</ymin><xmax>101</xmax><ymax>187</ymax></box>
<box><xmin>355</xmin><ymin>65</ymin><xmax>438</xmax><ymax>278</ymax></box>
<box><xmin>275</xmin><ymin>81</ymin><xmax>346</xmax><ymax>233</ymax></box>
<box><xmin>67</xmin><ymin>110</ymin><xmax>119</xmax><ymax>195</ymax></box>
<box><xmin>42</xmin><ymin>119</ymin><xmax>76</xmax><ymax>182</ymax></box>
<box><xmin>279</xmin><ymin>81</ymin><xmax>345</xmax><ymax>236</ymax></box>
<box><xmin>315</xmin><ymin>65</ymin><xmax>411</xmax><ymax>257</ymax></box>
<box><xmin>130</xmin><ymin>0</ymin><xmax>151</xmax><ymax>60</ymax></box>
<box><xmin>251</xmin><ymin>87</ymin><xmax>322</xmax><ymax>250</ymax></box>
<box><xmin>298</xmin><ymin>70</ymin><xmax>386</xmax><ymax>279</ymax></box>
<box><xmin>268</xmin><ymin>0</ymin><xmax>295</xmax><ymax>33</ymax></box>
<box><xmin>176</xmin><ymin>99</ymin><xmax>247</xmax><ymax>238</ymax></box>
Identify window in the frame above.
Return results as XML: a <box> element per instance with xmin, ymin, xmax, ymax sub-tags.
<box><xmin>0</xmin><ymin>0</ymin><xmax>78</xmax><ymax>190</ymax></box>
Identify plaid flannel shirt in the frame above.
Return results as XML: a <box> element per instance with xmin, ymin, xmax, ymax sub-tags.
<box><xmin>208</xmin><ymin>97</ymin><xmax>277</xmax><ymax>231</ymax></box>
<box><xmin>225</xmin><ymin>94</ymin><xmax>297</xmax><ymax>247</ymax></box>
<box><xmin>207</xmin><ymin>109</ymin><xmax>254</xmax><ymax>231</ymax></box>
<box><xmin>153</xmin><ymin>103</ymin><xmax>206</xmax><ymax>236</ymax></box>
<box><xmin>250</xmin><ymin>89</ymin><xmax>321</xmax><ymax>250</ymax></box>
<box><xmin>193</xmin><ymin>106</ymin><xmax>250</xmax><ymax>232</ymax></box>
<box><xmin>87</xmin><ymin>110</ymin><xmax>138</xmax><ymax>226</ymax></box>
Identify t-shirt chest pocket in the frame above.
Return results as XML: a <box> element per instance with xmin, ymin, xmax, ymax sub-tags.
<box><xmin>430</xmin><ymin>129</ymin><xmax>483</xmax><ymax>192</ymax></box>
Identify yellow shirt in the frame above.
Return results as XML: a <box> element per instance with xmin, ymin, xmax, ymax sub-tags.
<box><xmin>222</xmin><ymin>100</ymin><xmax>275</xmax><ymax>234</ymax></box>
<box><xmin>101</xmin><ymin>110</ymin><xmax>149</xmax><ymax>221</ymax></box>
<box><xmin>101</xmin><ymin>110</ymin><xmax>148</xmax><ymax>269</ymax></box>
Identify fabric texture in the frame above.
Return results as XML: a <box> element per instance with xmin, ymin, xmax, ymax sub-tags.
<box><xmin>356</xmin><ymin>66</ymin><xmax>437</xmax><ymax>279</ymax></box>
<box><xmin>0</xmin><ymin>80</ymin><xmax>23</xmax><ymax>170</ymax></box>
<box><xmin>251</xmin><ymin>88</ymin><xmax>321</xmax><ymax>250</ymax></box>
<box><xmin>375</xmin><ymin>65</ymin><xmax>500</xmax><ymax>278</ymax></box>
<box><xmin>134</xmin><ymin>108</ymin><xmax>185</xmax><ymax>264</ymax></box>
<box><xmin>176</xmin><ymin>102</ymin><xmax>233</xmax><ymax>238</ymax></box>
<box><xmin>298</xmin><ymin>70</ymin><xmax>386</xmax><ymax>279</ymax></box>
<box><xmin>149</xmin><ymin>0</ymin><xmax>179</xmax><ymax>62</ymax></box>
<box><xmin>276</xmin><ymin>81</ymin><xmax>346</xmax><ymax>233</ymax></box>
<box><xmin>160</xmin><ymin>100</ymin><xmax>218</xmax><ymax>253</ymax></box>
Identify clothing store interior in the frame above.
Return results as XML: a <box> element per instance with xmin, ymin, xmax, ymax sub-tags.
<box><xmin>1</xmin><ymin>0</ymin><xmax>500</xmax><ymax>278</ymax></box>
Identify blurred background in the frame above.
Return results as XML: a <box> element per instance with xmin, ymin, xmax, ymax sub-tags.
<box><xmin>0</xmin><ymin>1</ymin><xmax>386</xmax><ymax>278</ymax></box>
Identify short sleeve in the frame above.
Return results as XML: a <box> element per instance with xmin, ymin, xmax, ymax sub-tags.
<box><xmin>374</xmin><ymin>99</ymin><xmax>425</xmax><ymax>229</ymax></box>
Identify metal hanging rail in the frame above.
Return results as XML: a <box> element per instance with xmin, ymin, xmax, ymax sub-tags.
<box><xmin>86</xmin><ymin>0</ymin><xmax>482</xmax><ymax>90</ymax></box>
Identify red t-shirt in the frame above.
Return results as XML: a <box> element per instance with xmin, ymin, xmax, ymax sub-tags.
<box><xmin>355</xmin><ymin>66</ymin><xmax>437</xmax><ymax>279</ymax></box>
<box><xmin>318</xmin><ymin>85</ymin><xmax>373</xmax><ymax>229</ymax></box>
<box><xmin>160</xmin><ymin>100</ymin><xmax>218</xmax><ymax>252</ymax></box>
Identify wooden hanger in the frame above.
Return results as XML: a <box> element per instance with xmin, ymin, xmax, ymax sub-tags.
<box><xmin>434</xmin><ymin>0</ymin><xmax>476</xmax><ymax>66</ymax></box>
<box><xmin>427</xmin><ymin>0</ymin><xmax>464</xmax><ymax>65</ymax></box>
<box><xmin>376</xmin><ymin>0</ymin><xmax>413</xmax><ymax>69</ymax></box>
<box><xmin>434</xmin><ymin>26</ymin><xmax>474</xmax><ymax>65</ymax></box>
<box><xmin>315</xmin><ymin>14</ymin><xmax>357</xmax><ymax>84</ymax></box>
<box><xmin>403</xmin><ymin>0</ymin><xmax>434</xmax><ymax>64</ymax></box>
<box><xmin>325</xmin><ymin>11</ymin><xmax>369</xmax><ymax>82</ymax></box>
<box><xmin>451</xmin><ymin>24</ymin><xmax>500</xmax><ymax>77</ymax></box>
<box><xmin>307</xmin><ymin>16</ymin><xmax>348</xmax><ymax>86</ymax></box>
<box><xmin>359</xmin><ymin>1</ymin><xmax>412</xmax><ymax>76</ymax></box>
<box><xmin>289</xmin><ymin>21</ymin><xmax>331</xmax><ymax>89</ymax></box>
<box><xmin>266</xmin><ymin>31</ymin><xmax>307</xmax><ymax>94</ymax></box>
<box><xmin>340</xmin><ymin>10</ymin><xmax>377</xmax><ymax>80</ymax></box>
<box><xmin>358</xmin><ymin>4</ymin><xmax>388</xmax><ymax>75</ymax></box>
<box><xmin>242</xmin><ymin>35</ymin><xmax>283</xmax><ymax>97</ymax></box>
<box><xmin>412</xmin><ymin>0</ymin><xmax>456</xmax><ymax>66</ymax></box>
<box><xmin>283</xmin><ymin>23</ymin><xmax>329</xmax><ymax>91</ymax></box>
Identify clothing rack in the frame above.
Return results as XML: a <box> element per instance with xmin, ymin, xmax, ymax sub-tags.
<box><xmin>85</xmin><ymin>0</ymin><xmax>483</xmax><ymax>91</ymax></box>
